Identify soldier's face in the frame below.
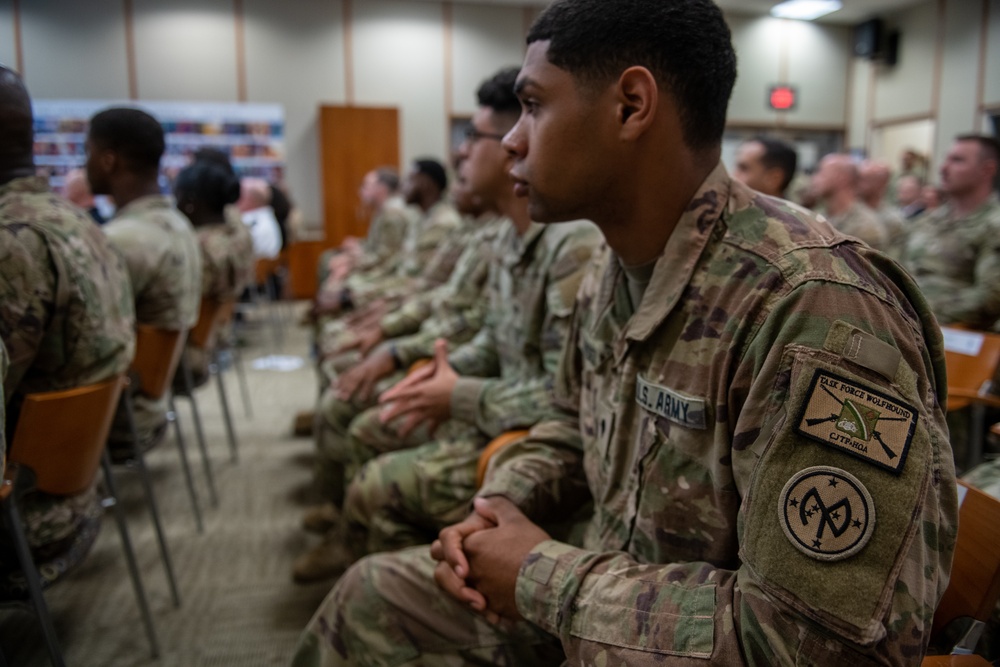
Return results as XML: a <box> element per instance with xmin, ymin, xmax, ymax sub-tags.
<box><xmin>733</xmin><ymin>141</ymin><xmax>782</xmax><ymax>196</ymax></box>
<box><xmin>456</xmin><ymin>106</ymin><xmax>512</xmax><ymax>209</ymax></box>
<box><xmin>504</xmin><ymin>41</ymin><xmax>619</xmax><ymax>223</ymax></box>
<box><xmin>84</xmin><ymin>137</ymin><xmax>113</xmax><ymax>196</ymax></box>
<box><xmin>940</xmin><ymin>140</ymin><xmax>986</xmax><ymax>196</ymax></box>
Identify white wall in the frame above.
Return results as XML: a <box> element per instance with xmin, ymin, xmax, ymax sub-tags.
<box><xmin>0</xmin><ymin>0</ymin><xmax>15</xmax><ymax>71</ymax></box>
<box><xmin>986</xmin><ymin>0</ymin><xmax>1000</xmax><ymax>109</ymax></box>
<box><xmin>872</xmin><ymin>1</ymin><xmax>936</xmax><ymax>122</ymax></box>
<box><xmin>451</xmin><ymin>3</ymin><xmax>526</xmax><ymax>116</ymax></box>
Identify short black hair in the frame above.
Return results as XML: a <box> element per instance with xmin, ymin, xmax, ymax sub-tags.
<box><xmin>527</xmin><ymin>0</ymin><xmax>736</xmax><ymax>151</ymax></box>
<box><xmin>414</xmin><ymin>158</ymin><xmax>447</xmax><ymax>192</ymax></box>
<box><xmin>956</xmin><ymin>134</ymin><xmax>1000</xmax><ymax>165</ymax></box>
<box><xmin>374</xmin><ymin>167</ymin><xmax>400</xmax><ymax>192</ymax></box>
<box><xmin>174</xmin><ymin>161</ymin><xmax>240</xmax><ymax>214</ymax></box>
<box><xmin>193</xmin><ymin>147</ymin><xmax>236</xmax><ymax>176</ymax></box>
<box><xmin>88</xmin><ymin>107</ymin><xmax>165</xmax><ymax>173</ymax></box>
<box><xmin>753</xmin><ymin>137</ymin><xmax>798</xmax><ymax>192</ymax></box>
<box><xmin>477</xmin><ymin>67</ymin><xmax>521</xmax><ymax>119</ymax></box>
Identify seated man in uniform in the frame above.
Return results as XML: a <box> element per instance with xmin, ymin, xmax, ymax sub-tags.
<box><xmin>732</xmin><ymin>136</ymin><xmax>797</xmax><ymax>199</ymax></box>
<box><xmin>173</xmin><ymin>159</ymin><xmax>254</xmax><ymax>387</ymax></box>
<box><xmin>811</xmin><ymin>153</ymin><xmax>889</xmax><ymax>250</ymax></box>
<box><xmin>86</xmin><ymin>107</ymin><xmax>202</xmax><ymax>456</ymax></box>
<box><xmin>293</xmin><ymin>1</ymin><xmax>957</xmax><ymax>664</ymax></box>
<box><xmin>0</xmin><ymin>66</ymin><xmax>135</xmax><ymax>572</ymax></box>
<box><xmin>858</xmin><ymin>159</ymin><xmax>906</xmax><ymax>248</ymax></box>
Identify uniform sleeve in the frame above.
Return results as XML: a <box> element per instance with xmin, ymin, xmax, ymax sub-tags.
<box><xmin>0</xmin><ymin>228</ymin><xmax>55</xmax><ymax>398</ymax></box>
<box><xmin>927</xmin><ymin>234</ymin><xmax>1000</xmax><ymax>329</ymax></box>
<box><xmin>358</xmin><ymin>208</ymin><xmax>411</xmax><ymax>272</ymax></box>
<box><xmin>450</xmin><ymin>236</ymin><xmax>593</xmax><ymax>438</ymax></box>
<box><xmin>514</xmin><ymin>275</ymin><xmax>957</xmax><ymax>666</ymax></box>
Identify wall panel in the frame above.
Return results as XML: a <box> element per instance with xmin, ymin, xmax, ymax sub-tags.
<box><xmin>935</xmin><ymin>0</ymin><xmax>983</xmax><ymax>163</ymax></box>
<box><xmin>451</xmin><ymin>3</ymin><xmax>524</xmax><ymax>116</ymax></box>
<box><xmin>727</xmin><ymin>15</ymin><xmax>784</xmax><ymax>125</ymax></box>
<box><xmin>133</xmin><ymin>0</ymin><xmax>238</xmax><ymax>102</ymax></box>
<box><xmin>244</xmin><ymin>0</ymin><xmax>346</xmax><ymax>230</ymax></box>
<box><xmin>20</xmin><ymin>0</ymin><xmax>128</xmax><ymax>99</ymax></box>
<box><xmin>785</xmin><ymin>20</ymin><xmax>851</xmax><ymax>126</ymax></box>
<box><xmin>872</xmin><ymin>1</ymin><xmax>936</xmax><ymax>122</ymax></box>
<box><xmin>352</xmin><ymin>0</ymin><xmax>446</xmax><ymax>167</ymax></box>
<box><xmin>0</xmin><ymin>0</ymin><xmax>15</xmax><ymax>71</ymax></box>
<box><xmin>984</xmin><ymin>0</ymin><xmax>1000</xmax><ymax>107</ymax></box>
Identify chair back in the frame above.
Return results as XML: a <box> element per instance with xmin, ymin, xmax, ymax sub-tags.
<box><xmin>476</xmin><ymin>430</ymin><xmax>530</xmax><ymax>488</ymax></box>
<box><xmin>131</xmin><ymin>325</ymin><xmax>186</xmax><ymax>400</ymax></box>
<box><xmin>8</xmin><ymin>375</ymin><xmax>126</xmax><ymax>496</ymax></box>
<box><xmin>941</xmin><ymin>327</ymin><xmax>1000</xmax><ymax>411</ymax></box>
<box><xmin>188</xmin><ymin>299</ymin><xmax>235</xmax><ymax>350</ymax></box>
<box><xmin>931</xmin><ymin>480</ymin><xmax>1000</xmax><ymax>637</ymax></box>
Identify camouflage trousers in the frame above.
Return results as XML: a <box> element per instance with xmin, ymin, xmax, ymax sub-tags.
<box><xmin>106</xmin><ymin>391</ymin><xmax>168</xmax><ymax>449</ymax></box>
<box><xmin>292</xmin><ymin>546</ymin><xmax>564</xmax><ymax>667</ymax></box>
<box><xmin>341</xmin><ymin>426</ymin><xmax>485</xmax><ymax>557</ymax></box>
<box><xmin>0</xmin><ymin>482</ymin><xmax>102</xmax><ymax>570</ymax></box>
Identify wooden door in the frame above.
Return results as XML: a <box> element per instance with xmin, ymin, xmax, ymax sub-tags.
<box><xmin>318</xmin><ymin>105</ymin><xmax>400</xmax><ymax>247</ymax></box>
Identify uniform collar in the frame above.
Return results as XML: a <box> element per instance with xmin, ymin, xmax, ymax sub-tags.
<box><xmin>601</xmin><ymin>162</ymin><xmax>731</xmax><ymax>361</ymax></box>
<box><xmin>113</xmin><ymin>193</ymin><xmax>175</xmax><ymax>219</ymax></box>
<box><xmin>0</xmin><ymin>175</ymin><xmax>49</xmax><ymax>197</ymax></box>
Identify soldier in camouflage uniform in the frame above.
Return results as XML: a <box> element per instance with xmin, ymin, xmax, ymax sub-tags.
<box><xmin>897</xmin><ymin>136</ymin><xmax>1000</xmax><ymax>330</ymax></box>
<box><xmin>291</xmin><ymin>67</ymin><xmax>601</xmax><ymax>583</ymax></box>
<box><xmin>173</xmin><ymin>160</ymin><xmax>254</xmax><ymax>386</ymax></box>
<box><xmin>0</xmin><ymin>67</ymin><xmax>136</xmax><ymax>569</ymax></box>
<box><xmin>306</xmin><ymin>181</ymin><xmax>504</xmax><ymax>527</ymax></box>
<box><xmin>86</xmin><ymin>107</ymin><xmax>202</xmax><ymax>455</ymax></box>
<box><xmin>858</xmin><ymin>159</ymin><xmax>907</xmax><ymax>248</ymax></box>
<box><xmin>812</xmin><ymin>153</ymin><xmax>889</xmax><ymax>250</ymax></box>
<box><xmin>293</xmin><ymin>2</ymin><xmax>957</xmax><ymax>664</ymax></box>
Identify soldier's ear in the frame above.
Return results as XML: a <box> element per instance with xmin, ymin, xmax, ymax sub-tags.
<box><xmin>616</xmin><ymin>66</ymin><xmax>657</xmax><ymax>142</ymax></box>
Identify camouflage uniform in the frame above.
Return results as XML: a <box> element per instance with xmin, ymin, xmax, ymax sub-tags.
<box><xmin>182</xmin><ymin>207</ymin><xmax>254</xmax><ymax>386</ymax></box>
<box><xmin>0</xmin><ymin>176</ymin><xmax>135</xmax><ymax>566</ymax></box>
<box><xmin>295</xmin><ymin>165</ymin><xmax>957</xmax><ymax>666</ymax></box>
<box><xmin>875</xmin><ymin>203</ymin><xmax>906</xmax><ymax>250</ymax></box>
<box><xmin>352</xmin><ymin>195</ymin><xmax>415</xmax><ymax>275</ymax></box>
<box><xmin>825</xmin><ymin>200</ymin><xmax>889</xmax><ymax>250</ymax></box>
<box><xmin>336</xmin><ymin>219</ymin><xmax>600</xmax><ymax>558</ymax></box>
<box><xmin>314</xmin><ymin>216</ymin><xmax>505</xmax><ymax>505</ymax></box>
<box><xmin>104</xmin><ymin>194</ymin><xmax>202</xmax><ymax>446</ymax></box>
<box><xmin>897</xmin><ymin>196</ymin><xmax>1000</xmax><ymax>330</ymax></box>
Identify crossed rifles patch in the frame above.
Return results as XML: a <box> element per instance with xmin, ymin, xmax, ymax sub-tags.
<box><xmin>796</xmin><ymin>370</ymin><xmax>917</xmax><ymax>475</ymax></box>
<box><xmin>780</xmin><ymin>466</ymin><xmax>875</xmax><ymax>561</ymax></box>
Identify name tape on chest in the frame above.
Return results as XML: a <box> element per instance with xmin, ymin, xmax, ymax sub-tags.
<box><xmin>796</xmin><ymin>370</ymin><xmax>917</xmax><ymax>475</ymax></box>
<box><xmin>635</xmin><ymin>376</ymin><xmax>707</xmax><ymax>430</ymax></box>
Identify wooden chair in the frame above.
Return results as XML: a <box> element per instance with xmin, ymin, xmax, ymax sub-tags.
<box><xmin>1</xmin><ymin>376</ymin><xmax>159</xmax><ymax>664</ymax></box>
<box><xmin>476</xmin><ymin>430</ymin><xmax>531</xmax><ymax>488</ymax></box>
<box><xmin>186</xmin><ymin>298</ymin><xmax>242</xmax><ymax>464</ymax></box>
<box><xmin>941</xmin><ymin>327</ymin><xmax>1000</xmax><ymax>470</ymax></box>
<box><xmin>921</xmin><ymin>480</ymin><xmax>1000</xmax><ymax>665</ymax></box>
<box><xmin>114</xmin><ymin>324</ymin><xmax>201</xmax><ymax>609</ymax></box>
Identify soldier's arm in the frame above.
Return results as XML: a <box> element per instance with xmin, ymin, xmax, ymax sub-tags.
<box><xmin>928</xmin><ymin>231</ymin><xmax>1000</xmax><ymax>328</ymax></box>
<box><xmin>514</xmin><ymin>278</ymin><xmax>956</xmax><ymax>666</ymax></box>
<box><xmin>450</xmin><ymin>234</ymin><xmax>595</xmax><ymax>437</ymax></box>
<box><xmin>0</xmin><ymin>229</ymin><xmax>56</xmax><ymax>397</ymax></box>
<box><xmin>356</xmin><ymin>209</ymin><xmax>410</xmax><ymax>271</ymax></box>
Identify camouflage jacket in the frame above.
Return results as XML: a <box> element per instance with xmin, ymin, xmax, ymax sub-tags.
<box><xmin>346</xmin><ymin>200</ymin><xmax>467</xmax><ymax>309</ymax></box>
<box><xmin>197</xmin><ymin>207</ymin><xmax>255</xmax><ymax>303</ymax></box>
<box><xmin>480</xmin><ymin>165</ymin><xmax>957</xmax><ymax>665</ymax></box>
<box><xmin>826</xmin><ymin>200</ymin><xmax>889</xmax><ymax>250</ymax></box>
<box><xmin>354</xmin><ymin>195</ymin><xmax>417</xmax><ymax>274</ymax></box>
<box><xmin>898</xmin><ymin>196</ymin><xmax>1000</xmax><ymax>329</ymax></box>
<box><xmin>0</xmin><ymin>176</ymin><xmax>135</xmax><ymax>410</ymax></box>
<box><xmin>381</xmin><ymin>214</ymin><xmax>504</xmax><ymax>359</ymax></box>
<box><xmin>446</xmin><ymin>219</ymin><xmax>601</xmax><ymax>438</ymax></box>
<box><xmin>104</xmin><ymin>194</ymin><xmax>202</xmax><ymax>330</ymax></box>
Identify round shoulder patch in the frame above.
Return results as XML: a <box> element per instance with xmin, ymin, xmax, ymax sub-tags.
<box><xmin>778</xmin><ymin>466</ymin><xmax>875</xmax><ymax>561</ymax></box>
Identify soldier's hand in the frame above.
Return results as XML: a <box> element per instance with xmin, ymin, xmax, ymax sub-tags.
<box><xmin>378</xmin><ymin>340</ymin><xmax>457</xmax><ymax>438</ymax></box>
<box><xmin>463</xmin><ymin>496</ymin><xmax>550</xmax><ymax>622</ymax></box>
<box><xmin>335</xmin><ymin>348</ymin><xmax>395</xmax><ymax>402</ymax></box>
<box><xmin>431</xmin><ymin>510</ymin><xmax>496</xmax><ymax>616</ymax></box>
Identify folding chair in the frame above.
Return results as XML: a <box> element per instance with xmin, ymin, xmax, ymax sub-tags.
<box><xmin>921</xmin><ymin>480</ymin><xmax>1000</xmax><ymax>665</ymax></box>
<box><xmin>185</xmin><ymin>298</ymin><xmax>242</xmax><ymax>465</ymax></box>
<box><xmin>940</xmin><ymin>326</ymin><xmax>1000</xmax><ymax>471</ymax></box>
<box><xmin>1</xmin><ymin>376</ymin><xmax>159</xmax><ymax>664</ymax></box>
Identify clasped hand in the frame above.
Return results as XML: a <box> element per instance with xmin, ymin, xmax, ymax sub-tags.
<box><xmin>377</xmin><ymin>339</ymin><xmax>457</xmax><ymax>438</ymax></box>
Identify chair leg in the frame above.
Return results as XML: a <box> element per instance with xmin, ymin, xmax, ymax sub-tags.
<box><xmin>231</xmin><ymin>344</ymin><xmax>253</xmax><ymax>419</ymax></box>
<box><xmin>100</xmin><ymin>453</ymin><xmax>160</xmax><ymax>658</ymax></box>
<box><xmin>122</xmin><ymin>392</ymin><xmax>182</xmax><ymax>607</ymax></box>
<box><xmin>167</xmin><ymin>395</ymin><xmax>205</xmax><ymax>532</ymax></box>
<box><xmin>1</xmin><ymin>495</ymin><xmax>66</xmax><ymax>667</ymax></box>
<box><xmin>180</xmin><ymin>359</ymin><xmax>218</xmax><ymax>507</ymax></box>
<box><xmin>212</xmin><ymin>355</ymin><xmax>240</xmax><ymax>464</ymax></box>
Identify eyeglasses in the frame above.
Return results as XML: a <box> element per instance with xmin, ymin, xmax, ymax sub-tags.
<box><xmin>464</xmin><ymin>126</ymin><xmax>506</xmax><ymax>143</ymax></box>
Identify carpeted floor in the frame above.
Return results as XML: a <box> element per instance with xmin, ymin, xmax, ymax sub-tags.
<box><xmin>1</xmin><ymin>302</ymin><xmax>333</xmax><ymax>667</ymax></box>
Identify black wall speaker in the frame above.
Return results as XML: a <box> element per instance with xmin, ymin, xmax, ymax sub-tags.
<box><xmin>853</xmin><ymin>18</ymin><xmax>883</xmax><ymax>59</ymax></box>
<box><xmin>884</xmin><ymin>30</ymin><xmax>900</xmax><ymax>67</ymax></box>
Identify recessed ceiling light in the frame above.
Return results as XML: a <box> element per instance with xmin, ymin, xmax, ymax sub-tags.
<box><xmin>770</xmin><ymin>0</ymin><xmax>843</xmax><ymax>21</ymax></box>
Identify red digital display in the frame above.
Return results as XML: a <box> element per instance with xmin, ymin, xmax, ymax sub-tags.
<box><xmin>769</xmin><ymin>85</ymin><xmax>797</xmax><ymax>111</ymax></box>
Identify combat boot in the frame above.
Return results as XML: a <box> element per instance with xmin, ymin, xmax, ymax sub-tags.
<box><xmin>292</xmin><ymin>536</ymin><xmax>355</xmax><ymax>583</ymax></box>
<box><xmin>301</xmin><ymin>503</ymin><xmax>340</xmax><ymax>534</ymax></box>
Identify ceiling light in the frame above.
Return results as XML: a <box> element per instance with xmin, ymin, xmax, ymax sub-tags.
<box><xmin>770</xmin><ymin>0</ymin><xmax>843</xmax><ymax>21</ymax></box>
